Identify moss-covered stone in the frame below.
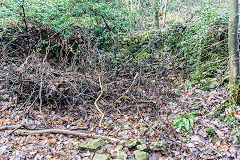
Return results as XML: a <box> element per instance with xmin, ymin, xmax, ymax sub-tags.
<box><xmin>115</xmin><ymin>145</ymin><xmax>123</xmax><ymax>151</ymax></box>
<box><xmin>150</xmin><ymin>140</ymin><xmax>167</xmax><ymax>152</ymax></box>
<box><xmin>124</xmin><ymin>139</ymin><xmax>138</xmax><ymax>148</ymax></box>
<box><xmin>137</xmin><ymin>144</ymin><xmax>148</xmax><ymax>151</ymax></box>
<box><xmin>137</xmin><ymin>139</ymin><xmax>144</xmax><ymax>144</ymax></box>
<box><xmin>93</xmin><ymin>153</ymin><xmax>111</xmax><ymax>160</ymax></box>
<box><xmin>134</xmin><ymin>150</ymin><xmax>149</xmax><ymax>160</ymax></box>
<box><xmin>77</xmin><ymin>139</ymin><xmax>106</xmax><ymax>151</ymax></box>
<box><xmin>115</xmin><ymin>151</ymin><xmax>127</xmax><ymax>159</ymax></box>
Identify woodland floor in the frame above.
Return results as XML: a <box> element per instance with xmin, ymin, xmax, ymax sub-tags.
<box><xmin>0</xmin><ymin>59</ymin><xmax>240</xmax><ymax>160</ymax></box>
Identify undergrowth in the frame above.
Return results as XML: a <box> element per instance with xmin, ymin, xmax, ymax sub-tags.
<box><xmin>0</xmin><ymin>0</ymin><xmax>230</xmax><ymax>111</ymax></box>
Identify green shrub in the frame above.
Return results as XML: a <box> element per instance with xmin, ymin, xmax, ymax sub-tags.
<box><xmin>1</xmin><ymin>0</ymin><xmax>138</xmax><ymax>37</ymax></box>
<box><xmin>179</xmin><ymin>5</ymin><xmax>228</xmax><ymax>65</ymax></box>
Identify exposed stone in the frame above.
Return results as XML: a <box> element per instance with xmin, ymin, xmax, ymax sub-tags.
<box><xmin>115</xmin><ymin>151</ymin><xmax>127</xmax><ymax>159</ymax></box>
<box><xmin>137</xmin><ymin>139</ymin><xmax>144</xmax><ymax>144</ymax></box>
<box><xmin>110</xmin><ymin>144</ymin><xmax>127</xmax><ymax>159</ymax></box>
<box><xmin>137</xmin><ymin>144</ymin><xmax>148</xmax><ymax>151</ymax></box>
<box><xmin>209</xmin><ymin>78</ymin><xmax>218</xmax><ymax>89</ymax></box>
<box><xmin>118</xmin><ymin>131</ymin><xmax>131</xmax><ymax>140</ymax></box>
<box><xmin>150</xmin><ymin>140</ymin><xmax>167</xmax><ymax>152</ymax></box>
<box><xmin>115</xmin><ymin>145</ymin><xmax>123</xmax><ymax>151</ymax></box>
<box><xmin>124</xmin><ymin>139</ymin><xmax>138</xmax><ymax>148</ymax></box>
<box><xmin>134</xmin><ymin>150</ymin><xmax>149</xmax><ymax>160</ymax></box>
<box><xmin>93</xmin><ymin>153</ymin><xmax>111</xmax><ymax>160</ymax></box>
<box><xmin>77</xmin><ymin>139</ymin><xmax>105</xmax><ymax>151</ymax></box>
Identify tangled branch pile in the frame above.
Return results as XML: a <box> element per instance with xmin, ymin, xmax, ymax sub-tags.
<box><xmin>1</xmin><ymin>43</ymin><xmax>178</xmax><ymax>119</ymax></box>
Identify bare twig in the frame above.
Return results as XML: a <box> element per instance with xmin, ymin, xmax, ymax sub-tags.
<box><xmin>37</xmin><ymin>41</ymin><xmax>51</xmax><ymax>127</ymax></box>
<box><xmin>1</xmin><ymin>34</ymin><xmax>20</xmax><ymax>60</ymax></box>
<box><xmin>94</xmin><ymin>75</ymin><xmax>105</xmax><ymax>127</ymax></box>
<box><xmin>112</xmin><ymin>72</ymin><xmax>139</xmax><ymax>109</ymax></box>
<box><xmin>39</xmin><ymin>69</ymin><xmax>47</xmax><ymax>126</ymax></box>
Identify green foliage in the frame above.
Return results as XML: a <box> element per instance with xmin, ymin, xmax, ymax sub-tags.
<box><xmin>206</xmin><ymin>128</ymin><xmax>215</xmax><ymax>136</ymax></box>
<box><xmin>0</xmin><ymin>0</ymin><xmax>20</xmax><ymax>29</ymax></box>
<box><xmin>206</xmin><ymin>128</ymin><xmax>218</xmax><ymax>142</ymax></box>
<box><xmin>160</xmin><ymin>4</ymin><xmax>229</xmax><ymax>83</ymax></box>
<box><xmin>179</xmin><ymin>5</ymin><xmax>228</xmax><ymax>63</ymax></box>
<box><xmin>206</xmin><ymin>128</ymin><xmax>218</xmax><ymax>141</ymax></box>
<box><xmin>1</xmin><ymin>0</ymin><xmax>138</xmax><ymax>37</ymax></box>
<box><xmin>213</xmin><ymin>102</ymin><xmax>229</xmax><ymax>118</ymax></box>
<box><xmin>173</xmin><ymin>112</ymin><xmax>196</xmax><ymax>133</ymax></box>
<box><xmin>1</xmin><ymin>0</ymin><xmax>230</xmax><ymax>79</ymax></box>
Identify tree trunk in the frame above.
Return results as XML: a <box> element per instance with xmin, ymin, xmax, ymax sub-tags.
<box><xmin>162</xmin><ymin>0</ymin><xmax>168</xmax><ymax>26</ymax></box>
<box><xmin>228</xmin><ymin>0</ymin><xmax>239</xmax><ymax>103</ymax></box>
<box><xmin>153</xmin><ymin>0</ymin><xmax>159</xmax><ymax>29</ymax></box>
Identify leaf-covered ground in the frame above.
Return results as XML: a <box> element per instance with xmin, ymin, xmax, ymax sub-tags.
<box><xmin>0</xmin><ymin>63</ymin><xmax>240</xmax><ymax>160</ymax></box>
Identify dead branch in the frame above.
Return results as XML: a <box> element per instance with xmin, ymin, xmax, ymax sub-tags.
<box><xmin>39</xmin><ymin>71</ymin><xmax>47</xmax><ymax>126</ymax></box>
<box><xmin>0</xmin><ymin>125</ymin><xmax>88</xmax><ymax>131</ymax></box>
<box><xmin>0</xmin><ymin>125</ymin><xmax>25</xmax><ymax>130</ymax></box>
<box><xmin>94</xmin><ymin>75</ymin><xmax>105</xmax><ymax>127</ymax></box>
<box><xmin>112</xmin><ymin>72</ymin><xmax>139</xmax><ymax>108</ymax></box>
<box><xmin>1</xmin><ymin>125</ymin><xmax>118</xmax><ymax>142</ymax></box>
<box><xmin>15</xmin><ymin>129</ymin><xmax>120</xmax><ymax>142</ymax></box>
<box><xmin>4</xmin><ymin>124</ymin><xmax>25</xmax><ymax>137</ymax></box>
<box><xmin>38</xmin><ymin>42</ymin><xmax>50</xmax><ymax>127</ymax></box>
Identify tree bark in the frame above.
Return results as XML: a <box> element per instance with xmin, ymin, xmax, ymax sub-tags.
<box><xmin>228</xmin><ymin>0</ymin><xmax>239</xmax><ymax>103</ymax></box>
<box><xmin>153</xmin><ymin>0</ymin><xmax>159</xmax><ymax>29</ymax></box>
<box><xmin>162</xmin><ymin>0</ymin><xmax>168</xmax><ymax>26</ymax></box>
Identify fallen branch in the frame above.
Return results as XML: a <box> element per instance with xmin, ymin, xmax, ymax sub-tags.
<box><xmin>0</xmin><ymin>125</ymin><xmax>88</xmax><ymax>131</ymax></box>
<box><xmin>15</xmin><ymin>129</ymin><xmax>120</xmax><ymax>142</ymax></box>
<box><xmin>4</xmin><ymin>125</ymin><xmax>25</xmax><ymax>137</ymax></box>
<box><xmin>0</xmin><ymin>125</ymin><xmax>25</xmax><ymax>131</ymax></box>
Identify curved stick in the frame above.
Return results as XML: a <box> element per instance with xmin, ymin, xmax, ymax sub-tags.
<box><xmin>94</xmin><ymin>76</ymin><xmax>105</xmax><ymax>127</ymax></box>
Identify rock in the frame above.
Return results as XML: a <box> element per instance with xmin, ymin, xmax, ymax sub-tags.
<box><xmin>124</xmin><ymin>139</ymin><xmax>138</xmax><ymax>148</ymax></box>
<box><xmin>115</xmin><ymin>151</ymin><xmax>127</xmax><ymax>160</ymax></box>
<box><xmin>137</xmin><ymin>139</ymin><xmax>144</xmax><ymax>144</ymax></box>
<box><xmin>119</xmin><ymin>140</ymin><xmax>127</xmax><ymax>145</ymax></box>
<box><xmin>209</xmin><ymin>78</ymin><xmax>218</xmax><ymax>89</ymax></box>
<box><xmin>134</xmin><ymin>150</ymin><xmax>149</xmax><ymax>160</ymax></box>
<box><xmin>115</xmin><ymin>145</ymin><xmax>123</xmax><ymax>151</ymax></box>
<box><xmin>109</xmin><ymin>144</ymin><xmax>127</xmax><ymax>160</ymax></box>
<box><xmin>137</xmin><ymin>144</ymin><xmax>148</xmax><ymax>151</ymax></box>
<box><xmin>77</xmin><ymin>139</ymin><xmax>106</xmax><ymax>150</ymax></box>
<box><xmin>93</xmin><ymin>153</ymin><xmax>111</xmax><ymax>160</ymax></box>
<box><xmin>150</xmin><ymin>140</ymin><xmax>167</xmax><ymax>152</ymax></box>
<box><xmin>118</xmin><ymin>131</ymin><xmax>131</xmax><ymax>140</ymax></box>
